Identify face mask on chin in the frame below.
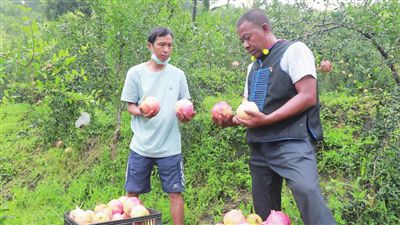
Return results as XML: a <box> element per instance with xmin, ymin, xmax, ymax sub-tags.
<box><xmin>151</xmin><ymin>52</ymin><xmax>170</xmax><ymax>65</ymax></box>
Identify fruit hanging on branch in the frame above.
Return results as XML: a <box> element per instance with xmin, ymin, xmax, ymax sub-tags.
<box><xmin>319</xmin><ymin>60</ymin><xmax>333</xmax><ymax>73</ymax></box>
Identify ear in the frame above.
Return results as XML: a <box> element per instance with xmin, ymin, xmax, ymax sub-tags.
<box><xmin>261</xmin><ymin>23</ymin><xmax>270</xmax><ymax>34</ymax></box>
<box><xmin>147</xmin><ymin>42</ymin><xmax>153</xmax><ymax>51</ymax></box>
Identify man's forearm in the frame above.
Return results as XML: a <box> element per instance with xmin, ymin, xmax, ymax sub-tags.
<box><xmin>127</xmin><ymin>103</ymin><xmax>142</xmax><ymax>116</ymax></box>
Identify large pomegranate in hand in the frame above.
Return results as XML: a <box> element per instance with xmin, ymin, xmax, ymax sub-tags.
<box><xmin>140</xmin><ymin>96</ymin><xmax>160</xmax><ymax>114</ymax></box>
<box><xmin>175</xmin><ymin>99</ymin><xmax>195</xmax><ymax>117</ymax></box>
<box><xmin>212</xmin><ymin>101</ymin><xmax>233</xmax><ymax>118</ymax></box>
<box><xmin>236</xmin><ymin>101</ymin><xmax>259</xmax><ymax>120</ymax></box>
<box><xmin>319</xmin><ymin>60</ymin><xmax>333</xmax><ymax>73</ymax></box>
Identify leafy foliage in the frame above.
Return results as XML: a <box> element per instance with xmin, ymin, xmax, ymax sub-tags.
<box><xmin>1</xmin><ymin>0</ymin><xmax>399</xmax><ymax>224</ymax></box>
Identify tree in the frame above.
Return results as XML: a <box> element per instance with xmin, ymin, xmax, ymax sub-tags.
<box><xmin>192</xmin><ymin>0</ymin><xmax>197</xmax><ymax>22</ymax></box>
<box><xmin>306</xmin><ymin>0</ymin><xmax>400</xmax><ymax>85</ymax></box>
<box><xmin>44</xmin><ymin>0</ymin><xmax>91</xmax><ymax>20</ymax></box>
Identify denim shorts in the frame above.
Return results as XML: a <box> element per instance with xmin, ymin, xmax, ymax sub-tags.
<box><xmin>125</xmin><ymin>150</ymin><xmax>184</xmax><ymax>194</ymax></box>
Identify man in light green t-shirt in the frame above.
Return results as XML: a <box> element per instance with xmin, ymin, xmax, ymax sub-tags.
<box><xmin>121</xmin><ymin>27</ymin><xmax>194</xmax><ymax>225</ymax></box>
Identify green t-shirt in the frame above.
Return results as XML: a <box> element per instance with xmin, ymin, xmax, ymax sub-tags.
<box><xmin>121</xmin><ymin>63</ymin><xmax>190</xmax><ymax>157</ymax></box>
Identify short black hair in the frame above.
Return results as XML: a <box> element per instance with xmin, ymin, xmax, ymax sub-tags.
<box><xmin>236</xmin><ymin>9</ymin><xmax>271</xmax><ymax>29</ymax></box>
<box><xmin>147</xmin><ymin>27</ymin><xmax>173</xmax><ymax>44</ymax></box>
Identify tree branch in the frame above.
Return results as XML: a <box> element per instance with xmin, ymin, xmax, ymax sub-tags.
<box><xmin>110</xmin><ymin>41</ymin><xmax>126</xmax><ymax>160</ymax></box>
<box><xmin>302</xmin><ymin>20</ymin><xmax>399</xmax><ymax>86</ymax></box>
<box><xmin>0</xmin><ymin>54</ymin><xmax>34</xmax><ymax>72</ymax></box>
<box><xmin>299</xmin><ymin>24</ymin><xmax>342</xmax><ymax>40</ymax></box>
<box><xmin>342</xmin><ymin>24</ymin><xmax>400</xmax><ymax>85</ymax></box>
<box><xmin>192</xmin><ymin>0</ymin><xmax>197</xmax><ymax>23</ymax></box>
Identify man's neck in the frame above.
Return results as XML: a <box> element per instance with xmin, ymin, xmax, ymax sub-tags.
<box><xmin>265</xmin><ymin>35</ymin><xmax>278</xmax><ymax>50</ymax></box>
<box><xmin>146</xmin><ymin>60</ymin><xmax>166</xmax><ymax>72</ymax></box>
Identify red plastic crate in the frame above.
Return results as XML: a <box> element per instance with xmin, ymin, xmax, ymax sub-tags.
<box><xmin>64</xmin><ymin>208</ymin><xmax>162</xmax><ymax>225</ymax></box>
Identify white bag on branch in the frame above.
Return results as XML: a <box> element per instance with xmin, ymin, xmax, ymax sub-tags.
<box><xmin>75</xmin><ymin>112</ymin><xmax>90</xmax><ymax>128</ymax></box>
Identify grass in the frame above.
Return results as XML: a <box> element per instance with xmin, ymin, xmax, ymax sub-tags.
<box><xmin>1</xmin><ymin>90</ymin><xmax>399</xmax><ymax>224</ymax></box>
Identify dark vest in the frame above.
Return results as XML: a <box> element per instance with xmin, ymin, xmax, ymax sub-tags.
<box><xmin>246</xmin><ymin>40</ymin><xmax>323</xmax><ymax>142</ymax></box>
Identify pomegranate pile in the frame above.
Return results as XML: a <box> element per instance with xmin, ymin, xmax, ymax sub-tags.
<box><xmin>68</xmin><ymin>196</ymin><xmax>150</xmax><ymax>224</ymax></box>
<box><xmin>215</xmin><ymin>209</ymin><xmax>291</xmax><ymax>225</ymax></box>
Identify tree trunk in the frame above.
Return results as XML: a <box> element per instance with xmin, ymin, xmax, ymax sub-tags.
<box><xmin>110</xmin><ymin>102</ymin><xmax>124</xmax><ymax>160</ymax></box>
<box><xmin>192</xmin><ymin>0</ymin><xmax>197</xmax><ymax>22</ymax></box>
<box><xmin>307</xmin><ymin>23</ymin><xmax>400</xmax><ymax>86</ymax></box>
<box><xmin>203</xmin><ymin>0</ymin><xmax>210</xmax><ymax>11</ymax></box>
<box><xmin>110</xmin><ymin>42</ymin><xmax>126</xmax><ymax>160</ymax></box>
<box><xmin>353</xmin><ymin>28</ymin><xmax>400</xmax><ymax>86</ymax></box>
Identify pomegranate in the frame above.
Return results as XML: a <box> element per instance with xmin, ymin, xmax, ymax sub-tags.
<box><xmin>232</xmin><ymin>61</ymin><xmax>240</xmax><ymax>68</ymax></box>
<box><xmin>123</xmin><ymin>197</ymin><xmax>143</xmax><ymax>216</ymax></box>
<box><xmin>70</xmin><ymin>208</ymin><xmax>94</xmax><ymax>225</ymax></box>
<box><xmin>140</xmin><ymin>96</ymin><xmax>160</xmax><ymax>114</ymax></box>
<box><xmin>212</xmin><ymin>101</ymin><xmax>233</xmax><ymax>118</ymax></box>
<box><xmin>236</xmin><ymin>101</ymin><xmax>259</xmax><ymax>120</ymax></box>
<box><xmin>130</xmin><ymin>205</ymin><xmax>150</xmax><ymax>218</ymax></box>
<box><xmin>93</xmin><ymin>204</ymin><xmax>112</xmax><ymax>219</ymax></box>
<box><xmin>54</xmin><ymin>140</ymin><xmax>64</xmax><ymax>148</ymax></box>
<box><xmin>122</xmin><ymin>213</ymin><xmax>130</xmax><ymax>219</ymax></box>
<box><xmin>69</xmin><ymin>206</ymin><xmax>84</xmax><ymax>219</ymax></box>
<box><xmin>107</xmin><ymin>199</ymin><xmax>123</xmax><ymax>215</ymax></box>
<box><xmin>263</xmin><ymin>210</ymin><xmax>291</xmax><ymax>225</ymax></box>
<box><xmin>92</xmin><ymin>211</ymin><xmax>110</xmax><ymax>223</ymax></box>
<box><xmin>118</xmin><ymin>196</ymin><xmax>128</xmax><ymax>206</ymax></box>
<box><xmin>319</xmin><ymin>60</ymin><xmax>333</xmax><ymax>73</ymax></box>
<box><xmin>223</xmin><ymin>209</ymin><xmax>246</xmax><ymax>225</ymax></box>
<box><xmin>175</xmin><ymin>99</ymin><xmax>195</xmax><ymax>117</ymax></box>
<box><xmin>77</xmin><ymin>211</ymin><xmax>93</xmax><ymax>225</ymax></box>
<box><xmin>247</xmin><ymin>213</ymin><xmax>263</xmax><ymax>225</ymax></box>
<box><xmin>64</xmin><ymin>147</ymin><xmax>73</xmax><ymax>154</ymax></box>
<box><xmin>111</xmin><ymin>213</ymin><xmax>124</xmax><ymax>221</ymax></box>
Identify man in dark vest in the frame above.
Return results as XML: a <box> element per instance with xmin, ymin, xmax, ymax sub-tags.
<box><xmin>212</xmin><ymin>9</ymin><xmax>336</xmax><ymax>225</ymax></box>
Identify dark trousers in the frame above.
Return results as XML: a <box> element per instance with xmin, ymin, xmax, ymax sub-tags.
<box><xmin>249</xmin><ymin>139</ymin><xmax>336</xmax><ymax>225</ymax></box>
